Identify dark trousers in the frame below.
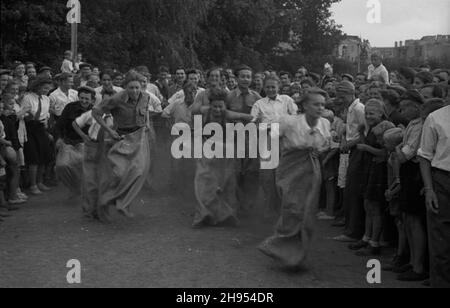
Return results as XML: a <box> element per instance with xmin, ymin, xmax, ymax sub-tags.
<box><xmin>427</xmin><ymin>168</ymin><xmax>450</xmax><ymax>288</ymax></box>
<box><xmin>343</xmin><ymin>149</ymin><xmax>365</xmax><ymax>239</ymax></box>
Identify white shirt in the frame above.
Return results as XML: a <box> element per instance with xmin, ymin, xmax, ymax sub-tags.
<box><xmin>168</xmin><ymin>88</ymin><xmax>205</xmax><ymax>106</ymax></box>
<box><xmin>368</xmin><ymin>64</ymin><xmax>389</xmax><ymax>84</ymax></box>
<box><xmin>0</xmin><ymin>119</ymin><xmax>5</xmax><ymax>139</ymax></box>
<box><xmin>145</xmin><ymin>90</ymin><xmax>163</xmax><ymax>113</ymax></box>
<box><xmin>75</xmin><ymin>110</ymin><xmax>108</xmax><ymax>141</ymax></box>
<box><xmin>251</xmin><ymin>95</ymin><xmax>298</xmax><ymax>123</ymax></box>
<box><xmin>147</xmin><ymin>83</ymin><xmax>163</xmax><ymax>101</ymax></box>
<box><xmin>418</xmin><ymin>105</ymin><xmax>450</xmax><ymax>172</ymax></box>
<box><xmin>61</xmin><ymin>59</ymin><xmax>74</xmax><ymax>73</ymax></box>
<box><xmin>273</xmin><ymin>114</ymin><xmax>331</xmax><ymax>153</ymax></box>
<box><xmin>22</xmin><ymin>93</ymin><xmax>51</xmax><ymax>122</ymax></box>
<box><xmin>49</xmin><ymin>87</ymin><xmax>78</xmax><ymax>116</ymax></box>
<box><xmin>346</xmin><ymin>99</ymin><xmax>366</xmax><ymax>143</ymax></box>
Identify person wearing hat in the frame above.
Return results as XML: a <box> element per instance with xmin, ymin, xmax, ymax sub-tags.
<box><xmin>333</xmin><ymin>80</ymin><xmax>367</xmax><ymax>242</ymax></box>
<box><xmin>21</xmin><ymin>76</ymin><xmax>54</xmax><ymax>195</ymax></box>
<box><xmin>12</xmin><ymin>61</ymin><xmax>28</xmax><ymax>88</ymax></box>
<box><xmin>54</xmin><ymin>86</ymin><xmax>95</xmax><ymax>197</ymax></box>
<box><xmin>49</xmin><ymin>73</ymin><xmax>78</xmax><ymax>121</ymax></box>
<box><xmin>38</xmin><ymin>66</ymin><xmax>53</xmax><ymax>79</ymax></box>
<box><xmin>368</xmin><ymin>53</ymin><xmax>389</xmax><ymax>85</ymax></box>
<box><xmin>342</xmin><ymin>74</ymin><xmax>354</xmax><ymax>83</ymax></box>
<box><xmin>74</xmin><ymin>63</ymin><xmax>92</xmax><ymax>88</ymax></box>
<box><xmin>394</xmin><ymin>90</ymin><xmax>428</xmax><ymax>282</ymax></box>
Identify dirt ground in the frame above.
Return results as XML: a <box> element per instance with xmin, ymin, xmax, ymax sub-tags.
<box><xmin>0</xmin><ymin>180</ymin><xmax>425</xmax><ymax>289</ymax></box>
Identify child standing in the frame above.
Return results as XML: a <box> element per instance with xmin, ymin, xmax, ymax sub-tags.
<box><xmin>350</xmin><ymin>99</ymin><xmax>393</xmax><ymax>256</ymax></box>
<box><xmin>395</xmin><ymin>90</ymin><xmax>428</xmax><ymax>282</ymax></box>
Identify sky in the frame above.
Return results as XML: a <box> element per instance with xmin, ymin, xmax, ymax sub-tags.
<box><xmin>330</xmin><ymin>0</ymin><xmax>450</xmax><ymax>47</ymax></box>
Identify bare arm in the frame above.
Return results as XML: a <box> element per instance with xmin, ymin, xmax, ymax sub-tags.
<box><xmin>72</xmin><ymin>121</ymin><xmax>91</xmax><ymax>144</ymax></box>
<box><xmin>419</xmin><ymin>157</ymin><xmax>439</xmax><ymax>214</ymax></box>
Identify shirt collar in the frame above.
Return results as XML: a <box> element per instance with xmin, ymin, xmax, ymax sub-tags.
<box><xmin>349</xmin><ymin>98</ymin><xmax>360</xmax><ymax>110</ymax></box>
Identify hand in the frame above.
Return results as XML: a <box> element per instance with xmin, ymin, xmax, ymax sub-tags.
<box><xmin>356</xmin><ymin>144</ymin><xmax>367</xmax><ymax>151</ymax></box>
<box><xmin>109</xmin><ymin>129</ymin><xmax>123</xmax><ymax>141</ymax></box>
<box><xmin>3</xmin><ymin>140</ymin><xmax>12</xmax><ymax>147</ymax></box>
<box><xmin>425</xmin><ymin>189</ymin><xmax>439</xmax><ymax>214</ymax></box>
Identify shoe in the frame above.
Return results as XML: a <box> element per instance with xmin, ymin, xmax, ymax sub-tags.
<box><xmin>422</xmin><ymin>280</ymin><xmax>431</xmax><ymax>287</ymax></box>
<box><xmin>333</xmin><ymin>235</ymin><xmax>358</xmax><ymax>243</ymax></box>
<box><xmin>29</xmin><ymin>186</ymin><xmax>43</xmax><ymax>195</ymax></box>
<box><xmin>332</xmin><ymin>220</ymin><xmax>346</xmax><ymax>227</ymax></box>
<box><xmin>392</xmin><ymin>263</ymin><xmax>413</xmax><ymax>274</ymax></box>
<box><xmin>349</xmin><ymin>240</ymin><xmax>369</xmax><ymax>251</ymax></box>
<box><xmin>118</xmin><ymin>208</ymin><xmax>135</xmax><ymax>219</ymax></box>
<box><xmin>383</xmin><ymin>255</ymin><xmax>409</xmax><ymax>272</ymax></box>
<box><xmin>1</xmin><ymin>205</ymin><xmax>20</xmax><ymax>211</ymax></box>
<box><xmin>397</xmin><ymin>270</ymin><xmax>429</xmax><ymax>282</ymax></box>
<box><xmin>37</xmin><ymin>183</ymin><xmax>51</xmax><ymax>191</ymax></box>
<box><xmin>44</xmin><ymin>179</ymin><xmax>58</xmax><ymax>187</ymax></box>
<box><xmin>8</xmin><ymin>198</ymin><xmax>27</xmax><ymax>205</ymax></box>
<box><xmin>17</xmin><ymin>192</ymin><xmax>28</xmax><ymax>200</ymax></box>
<box><xmin>316</xmin><ymin>211</ymin><xmax>327</xmax><ymax>218</ymax></box>
<box><xmin>0</xmin><ymin>209</ymin><xmax>12</xmax><ymax>217</ymax></box>
<box><xmin>318</xmin><ymin>215</ymin><xmax>336</xmax><ymax>221</ymax></box>
<box><xmin>355</xmin><ymin>245</ymin><xmax>381</xmax><ymax>257</ymax></box>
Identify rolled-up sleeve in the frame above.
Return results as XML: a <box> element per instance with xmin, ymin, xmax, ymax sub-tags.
<box><xmin>417</xmin><ymin>117</ymin><xmax>437</xmax><ymax>162</ymax></box>
<box><xmin>94</xmin><ymin>96</ymin><xmax>117</xmax><ymax>115</ymax></box>
<box><xmin>401</xmin><ymin>122</ymin><xmax>423</xmax><ymax>161</ymax></box>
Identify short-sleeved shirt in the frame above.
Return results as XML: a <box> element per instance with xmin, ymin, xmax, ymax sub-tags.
<box><xmin>400</xmin><ymin>118</ymin><xmax>423</xmax><ymax>162</ymax></box>
<box><xmin>273</xmin><ymin>114</ymin><xmax>331</xmax><ymax>153</ymax></box>
<box><xmin>346</xmin><ymin>98</ymin><xmax>366</xmax><ymax>142</ymax></box>
<box><xmin>49</xmin><ymin>87</ymin><xmax>79</xmax><ymax>116</ymax></box>
<box><xmin>22</xmin><ymin>93</ymin><xmax>51</xmax><ymax>123</ymax></box>
<box><xmin>418</xmin><ymin>105</ymin><xmax>450</xmax><ymax>172</ymax></box>
<box><xmin>251</xmin><ymin>95</ymin><xmax>298</xmax><ymax>123</ymax></box>
<box><xmin>163</xmin><ymin>90</ymin><xmax>193</xmax><ymax>126</ymax></box>
<box><xmin>75</xmin><ymin>110</ymin><xmax>102</xmax><ymax>141</ymax></box>
<box><xmin>94</xmin><ymin>90</ymin><xmax>150</xmax><ymax>130</ymax></box>
<box><xmin>226</xmin><ymin>88</ymin><xmax>262</xmax><ymax>115</ymax></box>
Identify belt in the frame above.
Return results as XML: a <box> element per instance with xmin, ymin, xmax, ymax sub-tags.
<box><xmin>432</xmin><ymin>167</ymin><xmax>450</xmax><ymax>177</ymax></box>
<box><xmin>117</xmin><ymin>126</ymin><xmax>141</xmax><ymax>135</ymax></box>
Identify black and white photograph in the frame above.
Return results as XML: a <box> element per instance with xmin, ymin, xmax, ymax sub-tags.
<box><xmin>0</xmin><ymin>0</ymin><xmax>449</xmax><ymax>292</ymax></box>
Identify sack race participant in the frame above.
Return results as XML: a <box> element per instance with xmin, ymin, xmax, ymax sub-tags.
<box><xmin>92</xmin><ymin>71</ymin><xmax>152</xmax><ymax>220</ymax></box>
<box><xmin>54</xmin><ymin>86</ymin><xmax>95</xmax><ymax>196</ymax></box>
<box><xmin>259</xmin><ymin>88</ymin><xmax>331</xmax><ymax>269</ymax></box>
<box><xmin>193</xmin><ymin>88</ymin><xmax>253</xmax><ymax>227</ymax></box>
<box><xmin>226</xmin><ymin>65</ymin><xmax>262</xmax><ymax>213</ymax></box>
<box><xmin>251</xmin><ymin>76</ymin><xmax>298</xmax><ymax>217</ymax></box>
